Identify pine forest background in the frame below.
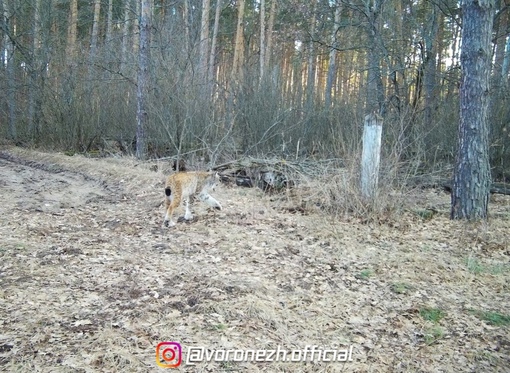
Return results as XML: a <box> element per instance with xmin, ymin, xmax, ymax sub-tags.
<box><xmin>1</xmin><ymin>0</ymin><xmax>509</xmax><ymax>179</ymax></box>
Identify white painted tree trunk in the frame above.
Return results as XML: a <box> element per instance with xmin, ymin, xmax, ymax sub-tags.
<box><xmin>361</xmin><ymin>114</ymin><xmax>383</xmax><ymax>199</ymax></box>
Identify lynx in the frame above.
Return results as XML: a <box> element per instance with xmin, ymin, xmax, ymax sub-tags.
<box><xmin>163</xmin><ymin>171</ymin><xmax>222</xmax><ymax>227</ymax></box>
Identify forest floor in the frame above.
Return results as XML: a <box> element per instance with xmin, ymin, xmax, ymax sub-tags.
<box><xmin>0</xmin><ymin>146</ymin><xmax>509</xmax><ymax>373</ymax></box>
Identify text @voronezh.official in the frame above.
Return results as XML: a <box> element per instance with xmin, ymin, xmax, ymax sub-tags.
<box><xmin>156</xmin><ymin>342</ymin><xmax>354</xmax><ymax>368</ymax></box>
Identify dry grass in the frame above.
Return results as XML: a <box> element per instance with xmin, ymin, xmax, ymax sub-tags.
<box><xmin>0</xmin><ymin>146</ymin><xmax>509</xmax><ymax>372</ymax></box>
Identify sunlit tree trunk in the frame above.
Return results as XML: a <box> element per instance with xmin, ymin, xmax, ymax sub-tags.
<box><xmin>88</xmin><ymin>0</ymin><xmax>101</xmax><ymax>84</ymax></box>
<box><xmin>208</xmin><ymin>0</ymin><xmax>222</xmax><ymax>87</ymax></box>
<box><xmin>365</xmin><ymin>0</ymin><xmax>385</xmax><ymax>115</ymax></box>
<box><xmin>305</xmin><ymin>0</ymin><xmax>317</xmax><ymax>110</ymax></box>
<box><xmin>66</xmin><ymin>0</ymin><xmax>78</xmax><ymax>64</ymax></box>
<box><xmin>259</xmin><ymin>0</ymin><xmax>266</xmax><ymax>83</ymax></box>
<box><xmin>265</xmin><ymin>0</ymin><xmax>276</xmax><ymax>69</ymax></box>
<box><xmin>232</xmin><ymin>0</ymin><xmax>246</xmax><ymax>84</ymax></box>
<box><xmin>325</xmin><ymin>1</ymin><xmax>342</xmax><ymax>108</ymax></box>
<box><xmin>199</xmin><ymin>0</ymin><xmax>210</xmax><ymax>82</ymax></box>
<box><xmin>136</xmin><ymin>0</ymin><xmax>152</xmax><ymax>159</ymax></box>
<box><xmin>451</xmin><ymin>0</ymin><xmax>494</xmax><ymax>220</ymax></box>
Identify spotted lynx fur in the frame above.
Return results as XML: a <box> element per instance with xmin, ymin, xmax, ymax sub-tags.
<box><xmin>163</xmin><ymin>171</ymin><xmax>222</xmax><ymax>227</ymax></box>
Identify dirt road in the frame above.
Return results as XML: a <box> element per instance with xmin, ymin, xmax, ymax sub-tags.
<box><xmin>0</xmin><ymin>147</ymin><xmax>508</xmax><ymax>372</ymax></box>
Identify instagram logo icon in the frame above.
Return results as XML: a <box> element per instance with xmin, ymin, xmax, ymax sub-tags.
<box><xmin>156</xmin><ymin>342</ymin><xmax>182</xmax><ymax>368</ymax></box>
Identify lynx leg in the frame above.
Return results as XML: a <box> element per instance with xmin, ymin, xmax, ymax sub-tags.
<box><xmin>183</xmin><ymin>198</ymin><xmax>194</xmax><ymax>220</ymax></box>
<box><xmin>199</xmin><ymin>191</ymin><xmax>222</xmax><ymax>210</ymax></box>
<box><xmin>163</xmin><ymin>190</ymin><xmax>180</xmax><ymax>227</ymax></box>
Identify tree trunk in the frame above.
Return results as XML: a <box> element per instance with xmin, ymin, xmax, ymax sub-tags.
<box><xmin>492</xmin><ymin>7</ymin><xmax>508</xmax><ymax>87</ymax></box>
<box><xmin>136</xmin><ymin>0</ymin><xmax>152</xmax><ymax>160</ymax></box>
<box><xmin>259</xmin><ymin>0</ymin><xmax>266</xmax><ymax>83</ymax></box>
<box><xmin>66</xmin><ymin>0</ymin><xmax>78</xmax><ymax>64</ymax></box>
<box><xmin>106</xmin><ymin>0</ymin><xmax>113</xmax><ymax>45</ymax></box>
<box><xmin>361</xmin><ymin>114</ymin><xmax>383</xmax><ymax>199</ymax></box>
<box><xmin>90</xmin><ymin>0</ymin><xmax>101</xmax><ymax>57</ymax></box>
<box><xmin>364</xmin><ymin>0</ymin><xmax>385</xmax><ymax>115</ymax></box>
<box><xmin>447</xmin><ymin>19</ymin><xmax>461</xmax><ymax>98</ymax></box>
<box><xmin>325</xmin><ymin>1</ymin><xmax>342</xmax><ymax>108</ymax></box>
<box><xmin>265</xmin><ymin>0</ymin><xmax>276</xmax><ymax>69</ymax></box>
<box><xmin>183</xmin><ymin>0</ymin><xmax>190</xmax><ymax>53</ymax></box>
<box><xmin>305</xmin><ymin>1</ymin><xmax>317</xmax><ymax>111</ymax></box>
<box><xmin>423</xmin><ymin>3</ymin><xmax>439</xmax><ymax>126</ymax></box>
<box><xmin>451</xmin><ymin>0</ymin><xmax>494</xmax><ymax>220</ymax></box>
<box><xmin>199</xmin><ymin>0</ymin><xmax>210</xmax><ymax>82</ymax></box>
<box><xmin>232</xmin><ymin>0</ymin><xmax>246</xmax><ymax>84</ymax></box>
<box><xmin>88</xmin><ymin>0</ymin><xmax>101</xmax><ymax>83</ymax></box>
<box><xmin>2</xmin><ymin>0</ymin><xmax>16</xmax><ymax>140</ymax></box>
<box><xmin>121</xmin><ymin>0</ymin><xmax>131</xmax><ymax>72</ymax></box>
<box><xmin>28</xmin><ymin>0</ymin><xmax>42</xmax><ymax>138</ymax></box>
<box><xmin>133</xmin><ymin>0</ymin><xmax>140</xmax><ymax>57</ymax></box>
<box><xmin>208</xmin><ymin>0</ymin><xmax>222</xmax><ymax>88</ymax></box>
<box><xmin>502</xmin><ymin>35</ymin><xmax>510</xmax><ymax>86</ymax></box>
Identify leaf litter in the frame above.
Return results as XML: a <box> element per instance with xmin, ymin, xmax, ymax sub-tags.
<box><xmin>0</xmin><ymin>146</ymin><xmax>509</xmax><ymax>372</ymax></box>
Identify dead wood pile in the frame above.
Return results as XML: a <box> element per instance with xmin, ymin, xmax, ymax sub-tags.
<box><xmin>212</xmin><ymin>157</ymin><xmax>343</xmax><ymax>193</ymax></box>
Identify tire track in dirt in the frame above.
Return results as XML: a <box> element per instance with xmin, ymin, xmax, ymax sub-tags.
<box><xmin>0</xmin><ymin>151</ymin><xmax>123</xmax><ymax>208</ymax></box>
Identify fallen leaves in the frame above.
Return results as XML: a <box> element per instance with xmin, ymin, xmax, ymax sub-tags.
<box><xmin>0</xmin><ymin>148</ymin><xmax>509</xmax><ymax>372</ymax></box>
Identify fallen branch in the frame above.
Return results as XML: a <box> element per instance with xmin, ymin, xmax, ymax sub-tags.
<box><xmin>441</xmin><ymin>180</ymin><xmax>510</xmax><ymax>195</ymax></box>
